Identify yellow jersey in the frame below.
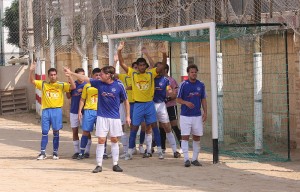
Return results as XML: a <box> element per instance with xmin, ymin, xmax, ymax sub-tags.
<box><xmin>81</xmin><ymin>83</ymin><xmax>98</xmax><ymax>110</ymax></box>
<box><xmin>35</xmin><ymin>80</ymin><xmax>71</xmax><ymax>109</ymax></box>
<box><xmin>127</xmin><ymin>67</ymin><xmax>158</xmax><ymax>102</ymax></box>
<box><xmin>118</xmin><ymin>74</ymin><xmax>134</xmax><ymax>103</ymax></box>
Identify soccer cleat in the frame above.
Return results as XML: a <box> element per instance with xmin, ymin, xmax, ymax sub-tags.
<box><xmin>179</xmin><ymin>149</ymin><xmax>183</xmax><ymax>154</ymax></box>
<box><xmin>124</xmin><ymin>153</ymin><xmax>132</xmax><ymax>160</ymax></box>
<box><xmin>77</xmin><ymin>153</ymin><xmax>84</xmax><ymax>160</ymax></box>
<box><xmin>158</xmin><ymin>152</ymin><xmax>164</xmax><ymax>159</ymax></box>
<box><xmin>173</xmin><ymin>151</ymin><xmax>181</xmax><ymax>158</ymax></box>
<box><xmin>83</xmin><ymin>153</ymin><xmax>90</xmax><ymax>158</ymax></box>
<box><xmin>191</xmin><ymin>160</ymin><xmax>202</xmax><ymax>166</ymax></box>
<box><xmin>113</xmin><ymin>165</ymin><xmax>123</xmax><ymax>172</ymax></box>
<box><xmin>92</xmin><ymin>166</ymin><xmax>102</xmax><ymax>173</ymax></box>
<box><xmin>37</xmin><ymin>153</ymin><xmax>47</xmax><ymax>160</ymax></box>
<box><xmin>72</xmin><ymin>153</ymin><xmax>79</xmax><ymax>159</ymax></box>
<box><xmin>139</xmin><ymin>146</ymin><xmax>145</xmax><ymax>154</ymax></box>
<box><xmin>132</xmin><ymin>148</ymin><xmax>137</xmax><ymax>155</ymax></box>
<box><xmin>142</xmin><ymin>153</ymin><xmax>152</xmax><ymax>158</ymax></box>
<box><xmin>184</xmin><ymin>160</ymin><xmax>191</xmax><ymax>167</ymax></box>
<box><xmin>52</xmin><ymin>153</ymin><xmax>59</xmax><ymax>160</ymax></box>
<box><xmin>162</xmin><ymin>149</ymin><xmax>166</xmax><ymax>154</ymax></box>
<box><xmin>103</xmin><ymin>153</ymin><xmax>109</xmax><ymax>160</ymax></box>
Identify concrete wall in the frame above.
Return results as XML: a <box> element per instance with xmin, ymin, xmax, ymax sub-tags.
<box><xmin>0</xmin><ymin>65</ymin><xmax>35</xmax><ymax>109</ymax></box>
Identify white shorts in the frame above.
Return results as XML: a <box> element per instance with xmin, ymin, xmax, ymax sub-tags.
<box><xmin>95</xmin><ymin>116</ymin><xmax>123</xmax><ymax>138</ymax></box>
<box><xmin>119</xmin><ymin>103</ymin><xmax>126</xmax><ymax>125</ymax></box>
<box><xmin>155</xmin><ymin>102</ymin><xmax>170</xmax><ymax>123</ymax></box>
<box><xmin>70</xmin><ymin>113</ymin><xmax>80</xmax><ymax>128</ymax></box>
<box><xmin>180</xmin><ymin>115</ymin><xmax>203</xmax><ymax>136</ymax></box>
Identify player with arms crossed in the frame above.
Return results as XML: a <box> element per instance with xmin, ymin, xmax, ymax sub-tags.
<box><xmin>177</xmin><ymin>64</ymin><xmax>207</xmax><ymax>167</ymax></box>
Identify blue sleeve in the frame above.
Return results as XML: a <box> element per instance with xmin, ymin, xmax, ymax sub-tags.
<box><xmin>177</xmin><ymin>82</ymin><xmax>185</xmax><ymax>99</ymax></box>
<box><xmin>202</xmin><ymin>83</ymin><xmax>206</xmax><ymax>99</ymax></box>
<box><xmin>90</xmin><ymin>79</ymin><xmax>102</xmax><ymax>88</ymax></box>
<box><xmin>119</xmin><ymin>83</ymin><xmax>128</xmax><ymax>101</ymax></box>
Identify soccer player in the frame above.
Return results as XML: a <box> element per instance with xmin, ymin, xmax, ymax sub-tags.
<box><xmin>164</xmin><ymin>64</ymin><xmax>182</xmax><ymax>151</ymax></box>
<box><xmin>66</xmin><ymin>68</ymin><xmax>87</xmax><ymax>159</ymax></box>
<box><xmin>177</xmin><ymin>64</ymin><xmax>207</xmax><ymax>167</ymax></box>
<box><xmin>77</xmin><ymin>68</ymin><xmax>101</xmax><ymax>160</ymax></box>
<box><xmin>29</xmin><ymin>62</ymin><xmax>75</xmax><ymax>160</ymax></box>
<box><xmin>64</xmin><ymin>66</ymin><xmax>130</xmax><ymax>173</ymax></box>
<box><xmin>151</xmin><ymin>62</ymin><xmax>181</xmax><ymax>158</ymax></box>
<box><xmin>117</xmin><ymin>41</ymin><xmax>167</xmax><ymax>160</ymax></box>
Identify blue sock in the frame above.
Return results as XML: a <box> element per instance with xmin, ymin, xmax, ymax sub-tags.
<box><xmin>139</xmin><ymin>130</ymin><xmax>145</xmax><ymax>144</ymax></box>
<box><xmin>53</xmin><ymin>131</ymin><xmax>59</xmax><ymax>154</ymax></box>
<box><xmin>80</xmin><ymin>135</ymin><xmax>88</xmax><ymax>154</ymax></box>
<box><xmin>129</xmin><ymin>130</ymin><xmax>138</xmax><ymax>149</ymax></box>
<box><xmin>152</xmin><ymin>127</ymin><xmax>161</xmax><ymax>147</ymax></box>
<box><xmin>41</xmin><ymin>134</ymin><xmax>48</xmax><ymax>154</ymax></box>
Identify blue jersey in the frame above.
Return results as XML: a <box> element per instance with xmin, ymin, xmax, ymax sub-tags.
<box><xmin>90</xmin><ymin>79</ymin><xmax>127</xmax><ymax>119</ymax></box>
<box><xmin>177</xmin><ymin>80</ymin><xmax>206</xmax><ymax>117</ymax></box>
<box><xmin>153</xmin><ymin>76</ymin><xmax>169</xmax><ymax>103</ymax></box>
<box><xmin>70</xmin><ymin>81</ymin><xmax>87</xmax><ymax>114</ymax></box>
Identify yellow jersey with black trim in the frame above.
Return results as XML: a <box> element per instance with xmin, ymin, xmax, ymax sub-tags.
<box><xmin>118</xmin><ymin>74</ymin><xmax>134</xmax><ymax>103</ymax></box>
<box><xmin>81</xmin><ymin>83</ymin><xmax>98</xmax><ymax>110</ymax></box>
<box><xmin>35</xmin><ymin>80</ymin><xmax>71</xmax><ymax>109</ymax></box>
<box><xmin>127</xmin><ymin>67</ymin><xmax>158</xmax><ymax>102</ymax></box>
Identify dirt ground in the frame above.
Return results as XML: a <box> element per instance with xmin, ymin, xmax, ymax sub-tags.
<box><xmin>0</xmin><ymin>112</ymin><xmax>300</xmax><ymax>192</ymax></box>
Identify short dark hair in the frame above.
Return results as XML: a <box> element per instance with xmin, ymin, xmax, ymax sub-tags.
<box><xmin>92</xmin><ymin>68</ymin><xmax>101</xmax><ymax>75</ymax></box>
<box><xmin>131</xmin><ymin>62</ymin><xmax>138</xmax><ymax>68</ymax></box>
<box><xmin>136</xmin><ymin>57</ymin><xmax>149</xmax><ymax>68</ymax></box>
<box><xmin>48</xmin><ymin>68</ymin><xmax>57</xmax><ymax>75</ymax></box>
<box><xmin>102</xmin><ymin>66</ymin><xmax>116</xmax><ymax>79</ymax></box>
<box><xmin>75</xmin><ymin>68</ymin><xmax>85</xmax><ymax>73</ymax></box>
<box><xmin>187</xmin><ymin>64</ymin><xmax>198</xmax><ymax>73</ymax></box>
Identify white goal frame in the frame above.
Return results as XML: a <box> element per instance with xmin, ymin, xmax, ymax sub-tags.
<box><xmin>107</xmin><ymin>22</ymin><xmax>219</xmax><ymax>163</ymax></box>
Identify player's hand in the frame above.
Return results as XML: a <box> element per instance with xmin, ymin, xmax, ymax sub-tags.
<box><xmin>63</xmin><ymin>66</ymin><xmax>71</xmax><ymax>77</ymax></box>
<box><xmin>114</xmin><ymin>54</ymin><xmax>119</xmax><ymax>62</ymax></box>
<box><xmin>118</xmin><ymin>41</ymin><xmax>125</xmax><ymax>51</ymax></box>
<box><xmin>30</xmin><ymin>61</ymin><xmax>36</xmax><ymax>71</ymax></box>
<box><xmin>126</xmin><ymin>116</ymin><xmax>131</xmax><ymax>127</ymax></box>
<box><xmin>141</xmin><ymin>47</ymin><xmax>148</xmax><ymax>54</ymax></box>
<box><xmin>126</xmin><ymin>86</ymin><xmax>132</xmax><ymax>90</ymax></box>
<box><xmin>185</xmin><ymin>101</ymin><xmax>195</xmax><ymax>109</ymax></box>
<box><xmin>78</xmin><ymin>112</ymin><xmax>83</xmax><ymax>121</ymax></box>
<box><xmin>202</xmin><ymin>112</ymin><xmax>207</xmax><ymax>122</ymax></box>
<box><xmin>158</xmin><ymin>44</ymin><xmax>167</xmax><ymax>54</ymax></box>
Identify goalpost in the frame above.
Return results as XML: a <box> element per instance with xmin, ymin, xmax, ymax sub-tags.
<box><xmin>107</xmin><ymin>22</ymin><xmax>219</xmax><ymax>164</ymax></box>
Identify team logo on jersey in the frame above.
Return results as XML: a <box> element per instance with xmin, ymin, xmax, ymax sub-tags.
<box><xmin>136</xmin><ymin>80</ymin><xmax>149</xmax><ymax>90</ymax></box>
<box><xmin>45</xmin><ymin>89</ymin><xmax>60</xmax><ymax>99</ymax></box>
<box><xmin>111</xmin><ymin>88</ymin><xmax>116</xmax><ymax>93</ymax></box>
<box><xmin>159</xmin><ymin>82</ymin><xmax>163</xmax><ymax>86</ymax></box>
<box><xmin>197</xmin><ymin>87</ymin><xmax>201</xmax><ymax>91</ymax></box>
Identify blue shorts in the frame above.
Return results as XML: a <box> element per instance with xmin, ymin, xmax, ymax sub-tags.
<box><xmin>130</xmin><ymin>103</ymin><xmax>134</xmax><ymax>120</ymax></box>
<box><xmin>41</xmin><ymin>108</ymin><xmax>63</xmax><ymax>132</ymax></box>
<box><xmin>132</xmin><ymin>101</ymin><xmax>157</xmax><ymax>126</ymax></box>
<box><xmin>82</xmin><ymin>110</ymin><xmax>97</xmax><ymax>132</ymax></box>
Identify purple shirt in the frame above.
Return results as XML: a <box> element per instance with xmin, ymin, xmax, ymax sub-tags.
<box><xmin>90</xmin><ymin>79</ymin><xmax>127</xmax><ymax>119</ymax></box>
<box><xmin>166</xmin><ymin>76</ymin><xmax>178</xmax><ymax>107</ymax></box>
<box><xmin>177</xmin><ymin>79</ymin><xmax>206</xmax><ymax>117</ymax></box>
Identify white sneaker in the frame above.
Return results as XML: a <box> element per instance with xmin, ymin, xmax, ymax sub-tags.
<box><xmin>139</xmin><ymin>146</ymin><xmax>145</xmax><ymax>154</ymax></box>
<box><xmin>119</xmin><ymin>153</ymin><xmax>126</xmax><ymax>159</ymax></box>
<box><xmin>179</xmin><ymin>149</ymin><xmax>183</xmax><ymax>154</ymax></box>
<box><xmin>37</xmin><ymin>153</ymin><xmax>47</xmax><ymax>160</ymax></box>
<box><xmin>132</xmin><ymin>148</ymin><xmax>137</xmax><ymax>155</ymax></box>
<box><xmin>158</xmin><ymin>152</ymin><xmax>164</xmax><ymax>160</ymax></box>
<box><xmin>52</xmin><ymin>154</ymin><xmax>59</xmax><ymax>160</ymax></box>
<box><xmin>124</xmin><ymin>153</ymin><xmax>132</xmax><ymax>160</ymax></box>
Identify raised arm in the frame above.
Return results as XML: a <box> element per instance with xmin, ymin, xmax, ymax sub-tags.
<box><xmin>141</xmin><ymin>47</ymin><xmax>155</xmax><ymax>69</ymax></box>
<box><xmin>117</xmin><ymin>41</ymin><xmax>128</xmax><ymax>73</ymax></box>
<box><xmin>64</xmin><ymin>67</ymin><xmax>90</xmax><ymax>84</ymax></box>
<box><xmin>29</xmin><ymin>62</ymin><xmax>36</xmax><ymax>85</ymax></box>
<box><xmin>68</xmin><ymin>75</ymin><xmax>76</xmax><ymax>90</ymax></box>
<box><xmin>156</xmin><ymin>44</ymin><xmax>167</xmax><ymax>74</ymax></box>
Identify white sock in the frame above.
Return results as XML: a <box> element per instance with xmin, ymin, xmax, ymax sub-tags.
<box><xmin>121</xmin><ymin>134</ymin><xmax>128</xmax><ymax>154</ymax></box>
<box><xmin>96</xmin><ymin>144</ymin><xmax>105</xmax><ymax>166</ymax></box>
<box><xmin>73</xmin><ymin>140</ymin><xmax>80</xmax><ymax>153</ymax></box>
<box><xmin>111</xmin><ymin>142</ymin><xmax>119</xmax><ymax>166</ymax></box>
<box><xmin>85</xmin><ymin>139</ymin><xmax>92</xmax><ymax>154</ymax></box>
<box><xmin>145</xmin><ymin>134</ymin><xmax>152</xmax><ymax>154</ymax></box>
<box><xmin>166</xmin><ymin>132</ymin><xmax>177</xmax><ymax>153</ymax></box>
<box><xmin>192</xmin><ymin>140</ymin><xmax>200</xmax><ymax>161</ymax></box>
<box><xmin>157</xmin><ymin>146</ymin><xmax>162</xmax><ymax>153</ymax></box>
<box><xmin>181</xmin><ymin>140</ymin><xmax>189</xmax><ymax>161</ymax></box>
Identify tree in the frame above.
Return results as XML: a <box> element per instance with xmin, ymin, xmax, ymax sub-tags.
<box><xmin>2</xmin><ymin>0</ymin><xmax>19</xmax><ymax>47</ymax></box>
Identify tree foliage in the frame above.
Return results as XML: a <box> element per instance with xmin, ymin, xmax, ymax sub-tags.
<box><xmin>2</xmin><ymin>0</ymin><xmax>19</xmax><ymax>47</ymax></box>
